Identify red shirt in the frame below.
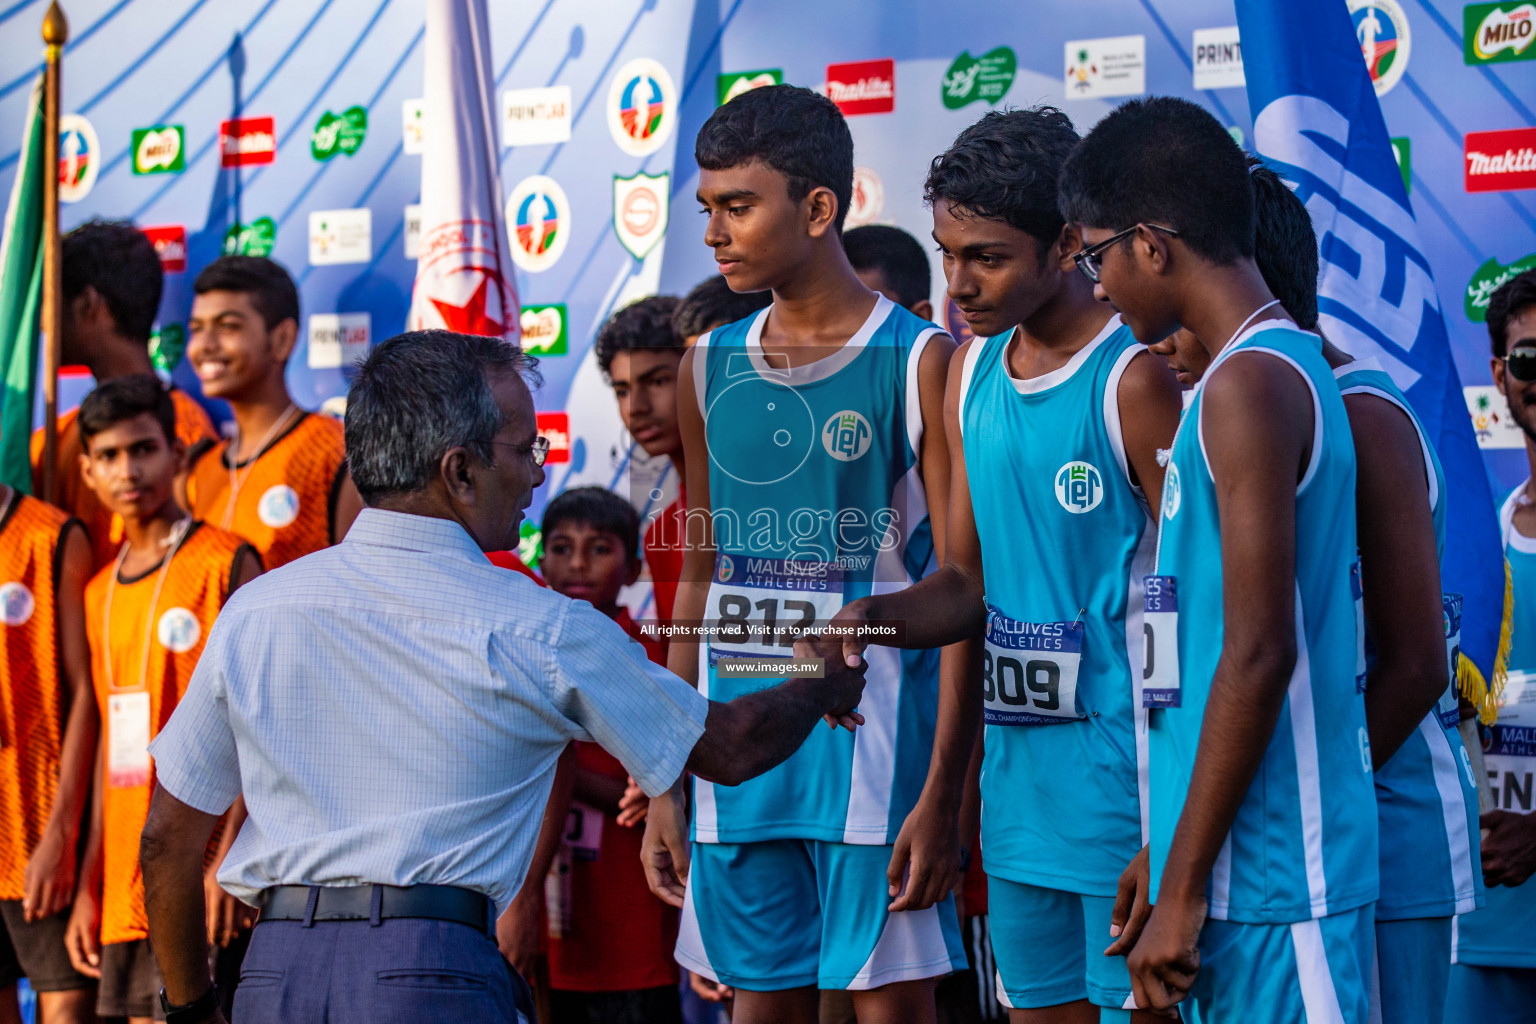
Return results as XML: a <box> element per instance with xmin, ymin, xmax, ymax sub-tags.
<box><xmin>546</xmin><ymin>609</ymin><xmax>679</xmax><ymax>992</ymax></box>
<box><xmin>643</xmin><ymin>488</ymin><xmax>686</xmax><ymax>627</ymax></box>
<box><xmin>487</xmin><ymin>549</ymin><xmax>544</xmax><ymax>585</ymax></box>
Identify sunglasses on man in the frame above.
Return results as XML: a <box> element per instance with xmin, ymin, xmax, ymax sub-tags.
<box><xmin>1506</xmin><ymin>348</ymin><xmax>1536</xmax><ymax>383</ymax></box>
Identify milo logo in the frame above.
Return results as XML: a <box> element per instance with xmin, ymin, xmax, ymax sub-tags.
<box><xmin>518</xmin><ymin>304</ymin><xmax>568</xmax><ymax>356</ymax></box>
<box><xmin>223</xmin><ymin>217</ymin><xmax>277</xmax><ymax>258</ymax></box>
<box><xmin>1466</xmin><ymin>252</ymin><xmax>1536</xmax><ymax>322</ymax></box>
<box><xmin>312</xmin><ymin>106</ymin><xmax>367</xmax><ymax>161</ymax></box>
<box><xmin>941</xmin><ymin>46</ymin><xmax>1016</xmax><ymax>109</ymax></box>
<box><xmin>131</xmin><ymin>125</ymin><xmax>184</xmax><ymax>175</ymax></box>
<box><xmin>1465</xmin><ymin>3</ymin><xmax>1536</xmax><ymax>64</ymax></box>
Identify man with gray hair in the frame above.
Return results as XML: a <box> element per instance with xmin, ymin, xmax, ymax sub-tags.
<box><xmin>133</xmin><ymin>330</ymin><xmax>868</xmax><ymax>1024</ymax></box>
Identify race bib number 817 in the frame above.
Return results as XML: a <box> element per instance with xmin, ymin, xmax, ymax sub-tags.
<box><xmin>706</xmin><ymin>554</ymin><xmax>845</xmax><ymax>658</ymax></box>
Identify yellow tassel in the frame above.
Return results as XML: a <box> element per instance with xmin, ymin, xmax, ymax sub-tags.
<box><xmin>1458</xmin><ymin>559</ymin><xmax>1514</xmax><ymax>725</ymax></box>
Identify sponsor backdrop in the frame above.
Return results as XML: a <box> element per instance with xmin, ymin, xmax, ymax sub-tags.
<box><xmin>1</xmin><ymin>0</ymin><xmax>1534</xmax><ymax>565</ymax></box>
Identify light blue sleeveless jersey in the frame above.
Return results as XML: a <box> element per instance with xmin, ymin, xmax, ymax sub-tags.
<box><xmin>1149</xmin><ymin>324</ymin><xmax>1377</xmax><ymax>923</ymax></box>
<box><xmin>1335</xmin><ymin>360</ymin><xmax>1483</xmax><ymax>920</ymax></box>
<box><xmin>691</xmin><ymin>295</ymin><xmax>943</xmax><ymax>845</ymax></box>
<box><xmin>1453</xmin><ymin>484</ymin><xmax>1536</xmax><ymax>968</ymax></box>
<box><xmin>958</xmin><ymin>316</ymin><xmax>1152</xmax><ymax>895</ymax></box>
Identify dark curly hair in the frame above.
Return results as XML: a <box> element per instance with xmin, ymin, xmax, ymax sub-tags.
<box><xmin>595</xmin><ymin>295</ymin><xmax>683</xmax><ymax>380</ymax></box>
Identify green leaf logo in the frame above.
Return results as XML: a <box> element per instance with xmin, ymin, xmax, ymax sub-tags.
<box><xmin>223</xmin><ymin>216</ymin><xmax>277</xmax><ymax>257</ymax></box>
<box><xmin>312</xmin><ymin>106</ymin><xmax>367</xmax><ymax>161</ymax></box>
<box><xmin>941</xmin><ymin>47</ymin><xmax>1017</xmax><ymax>109</ymax></box>
<box><xmin>1466</xmin><ymin>253</ymin><xmax>1536</xmax><ymax>322</ymax></box>
<box><xmin>149</xmin><ymin>323</ymin><xmax>186</xmax><ymax>373</ymax></box>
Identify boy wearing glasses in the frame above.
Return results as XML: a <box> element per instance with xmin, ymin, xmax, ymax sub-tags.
<box><xmin>1058</xmin><ymin>97</ymin><xmax>1377</xmax><ymax>1022</ymax></box>
<box><xmin>824</xmin><ymin>107</ymin><xmax>1182</xmax><ymax>1022</ymax></box>
<box><xmin>1447</xmin><ymin>267</ymin><xmax>1536</xmax><ymax>1019</ymax></box>
<box><xmin>184</xmin><ymin>257</ymin><xmax>363</xmax><ymax>571</ymax></box>
<box><xmin>1146</xmin><ymin>161</ymin><xmax>1482</xmax><ymax>1024</ymax></box>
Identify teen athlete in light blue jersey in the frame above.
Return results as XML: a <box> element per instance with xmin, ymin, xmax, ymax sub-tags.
<box><xmin>823</xmin><ymin>109</ymin><xmax>1182</xmax><ymax>1024</ymax></box>
<box><xmin>687</xmin><ymin>295</ymin><xmax>942</xmax><ymax>846</ymax></box>
<box><xmin>1061</xmin><ymin>98</ymin><xmax>1378</xmax><ymax>1022</ymax></box>
<box><xmin>1446</xmin><ymin>269</ymin><xmax>1536</xmax><ymax>1022</ymax></box>
<box><xmin>1148</xmin><ymin>161</ymin><xmax>1482</xmax><ymax>1024</ymax></box>
<box><xmin>644</xmin><ymin>86</ymin><xmax>963</xmax><ymax>1023</ymax></box>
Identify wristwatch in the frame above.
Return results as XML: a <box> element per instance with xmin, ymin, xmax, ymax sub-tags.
<box><xmin>159</xmin><ymin>983</ymin><xmax>219</xmax><ymax>1024</ymax></box>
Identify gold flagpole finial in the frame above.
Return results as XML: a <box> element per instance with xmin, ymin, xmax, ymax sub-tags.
<box><xmin>42</xmin><ymin>2</ymin><xmax>68</xmax><ymax>48</ymax></box>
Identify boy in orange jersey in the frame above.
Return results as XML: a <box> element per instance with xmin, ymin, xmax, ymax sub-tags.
<box><xmin>61</xmin><ymin>377</ymin><xmax>259</xmax><ymax>1024</ymax></box>
<box><xmin>0</xmin><ymin>486</ymin><xmax>98</xmax><ymax>1024</ymax></box>
<box><xmin>31</xmin><ymin>221</ymin><xmax>217</xmax><ymax>570</ymax></box>
<box><xmin>184</xmin><ymin>257</ymin><xmax>362</xmax><ymax>569</ymax></box>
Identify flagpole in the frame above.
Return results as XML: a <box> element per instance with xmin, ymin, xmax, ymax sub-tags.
<box><xmin>39</xmin><ymin>1</ymin><xmax>66</xmax><ymax>505</ymax></box>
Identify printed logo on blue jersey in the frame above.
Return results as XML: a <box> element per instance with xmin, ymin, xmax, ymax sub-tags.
<box><xmin>1055</xmin><ymin>461</ymin><xmax>1104</xmax><ymax>513</ymax></box>
<box><xmin>1359</xmin><ymin>726</ymin><xmax>1374</xmax><ymax>773</ymax></box>
<box><xmin>822</xmin><ymin>410</ymin><xmax>873</xmax><ymax>462</ymax></box>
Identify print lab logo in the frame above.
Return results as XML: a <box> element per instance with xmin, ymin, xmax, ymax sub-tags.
<box><xmin>1349</xmin><ymin>0</ymin><xmax>1411</xmax><ymax>94</ymax></box>
<box><xmin>825</xmin><ymin>59</ymin><xmax>895</xmax><ymax>115</ymax></box>
<box><xmin>607</xmin><ymin>58</ymin><xmax>677</xmax><ymax>157</ymax></box>
<box><xmin>1465</xmin><ymin>3</ymin><xmax>1536</xmax><ymax>64</ymax></box>
<box><xmin>822</xmin><ymin>410</ymin><xmax>872</xmax><ymax>462</ymax></box>
<box><xmin>1055</xmin><ymin>461</ymin><xmax>1104</xmax><ymax>514</ymax></box>
<box><xmin>1465</xmin><ymin>127</ymin><xmax>1536</xmax><ymax>192</ymax></box>
<box><xmin>142</xmin><ymin>225</ymin><xmax>187</xmax><ymax>272</ymax></box>
<box><xmin>220</xmin><ymin>116</ymin><xmax>276</xmax><ymax>167</ymax></box>
<box><xmin>506</xmin><ymin>175</ymin><xmax>571</xmax><ymax>273</ymax></box>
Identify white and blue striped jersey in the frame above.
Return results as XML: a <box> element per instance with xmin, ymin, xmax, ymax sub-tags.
<box><xmin>1335</xmin><ymin>360</ymin><xmax>1483</xmax><ymax>921</ymax></box>
<box><xmin>690</xmin><ymin>295</ymin><xmax>944</xmax><ymax>845</ymax></box>
<box><xmin>958</xmin><ymin>316</ymin><xmax>1153</xmax><ymax>895</ymax></box>
<box><xmin>1453</xmin><ymin>485</ymin><xmax>1536</xmax><ymax>968</ymax></box>
<box><xmin>1149</xmin><ymin>324</ymin><xmax>1378</xmax><ymax>923</ymax></box>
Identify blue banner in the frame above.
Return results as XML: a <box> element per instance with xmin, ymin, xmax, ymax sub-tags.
<box><xmin>1238</xmin><ymin>0</ymin><xmax>1505</xmax><ymax>674</ymax></box>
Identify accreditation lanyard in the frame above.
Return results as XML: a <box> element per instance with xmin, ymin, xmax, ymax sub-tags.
<box><xmin>101</xmin><ymin>518</ymin><xmax>190</xmax><ymax>789</ymax></box>
<box><xmin>221</xmin><ymin>404</ymin><xmax>297</xmax><ymax>531</ymax></box>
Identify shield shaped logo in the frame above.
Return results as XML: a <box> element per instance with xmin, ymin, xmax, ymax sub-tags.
<box><xmin>613</xmin><ymin>172</ymin><xmax>669</xmax><ymax>260</ymax></box>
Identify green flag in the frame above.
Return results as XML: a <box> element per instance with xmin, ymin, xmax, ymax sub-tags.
<box><xmin>0</xmin><ymin>77</ymin><xmax>45</xmax><ymax>494</ymax></box>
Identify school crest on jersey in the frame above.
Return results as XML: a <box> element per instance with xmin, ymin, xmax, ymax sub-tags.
<box><xmin>1162</xmin><ymin>462</ymin><xmax>1182</xmax><ymax>520</ymax></box>
<box><xmin>0</xmin><ymin>583</ymin><xmax>34</xmax><ymax>626</ymax></box>
<box><xmin>258</xmin><ymin>484</ymin><xmax>301</xmax><ymax>528</ymax></box>
<box><xmin>157</xmin><ymin>607</ymin><xmax>201</xmax><ymax>653</ymax></box>
<box><xmin>1055</xmin><ymin>461</ymin><xmax>1104</xmax><ymax>513</ymax></box>
<box><xmin>822</xmin><ymin>410</ymin><xmax>872</xmax><ymax>462</ymax></box>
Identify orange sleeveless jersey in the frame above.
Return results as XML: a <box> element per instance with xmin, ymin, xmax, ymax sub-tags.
<box><xmin>32</xmin><ymin>388</ymin><xmax>218</xmax><ymax>571</ymax></box>
<box><xmin>186</xmin><ymin>413</ymin><xmax>346</xmax><ymax>569</ymax></box>
<box><xmin>0</xmin><ymin>494</ymin><xmax>79</xmax><ymax>901</ymax></box>
<box><xmin>85</xmin><ymin>522</ymin><xmax>251</xmax><ymax>945</ymax></box>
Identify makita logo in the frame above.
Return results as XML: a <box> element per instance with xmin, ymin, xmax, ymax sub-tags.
<box><xmin>825</xmin><ymin>59</ymin><xmax>896</xmax><ymax>115</ymax></box>
<box><xmin>142</xmin><ymin>225</ymin><xmax>186</xmax><ymax>272</ymax></box>
<box><xmin>1465</xmin><ymin>128</ymin><xmax>1536</xmax><ymax>192</ymax></box>
<box><xmin>1468</xmin><ymin>148</ymin><xmax>1536</xmax><ymax>174</ymax></box>
<box><xmin>220</xmin><ymin>116</ymin><xmax>276</xmax><ymax>167</ymax></box>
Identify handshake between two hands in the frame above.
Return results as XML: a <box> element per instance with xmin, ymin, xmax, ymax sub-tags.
<box><xmin>792</xmin><ymin>609</ymin><xmax>873</xmax><ymax>732</ymax></box>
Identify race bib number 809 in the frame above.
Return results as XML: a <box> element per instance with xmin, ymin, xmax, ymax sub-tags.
<box><xmin>983</xmin><ymin>605</ymin><xmax>1084</xmax><ymax>725</ymax></box>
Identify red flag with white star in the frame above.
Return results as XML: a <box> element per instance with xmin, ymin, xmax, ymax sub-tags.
<box><xmin>407</xmin><ymin>0</ymin><xmax>518</xmax><ymax>343</ymax></box>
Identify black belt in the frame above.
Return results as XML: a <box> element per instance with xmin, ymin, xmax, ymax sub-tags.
<box><xmin>259</xmin><ymin>884</ymin><xmax>492</xmax><ymax>932</ymax></box>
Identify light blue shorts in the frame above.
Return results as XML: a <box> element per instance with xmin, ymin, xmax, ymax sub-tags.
<box><xmin>988</xmin><ymin>876</ymin><xmax>1134</xmax><ymax>1013</ymax></box>
<box><xmin>675</xmin><ymin>839</ymin><xmax>965</xmax><ymax>992</ymax></box>
<box><xmin>1443</xmin><ymin>964</ymin><xmax>1536</xmax><ymax>1024</ymax></box>
<box><xmin>1187</xmin><ymin>905</ymin><xmax>1374</xmax><ymax>1024</ymax></box>
<box><xmin>1370</xmin><ymin>917</ymin><xmax>1451</xmax><ymax>1024</ymax></box>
